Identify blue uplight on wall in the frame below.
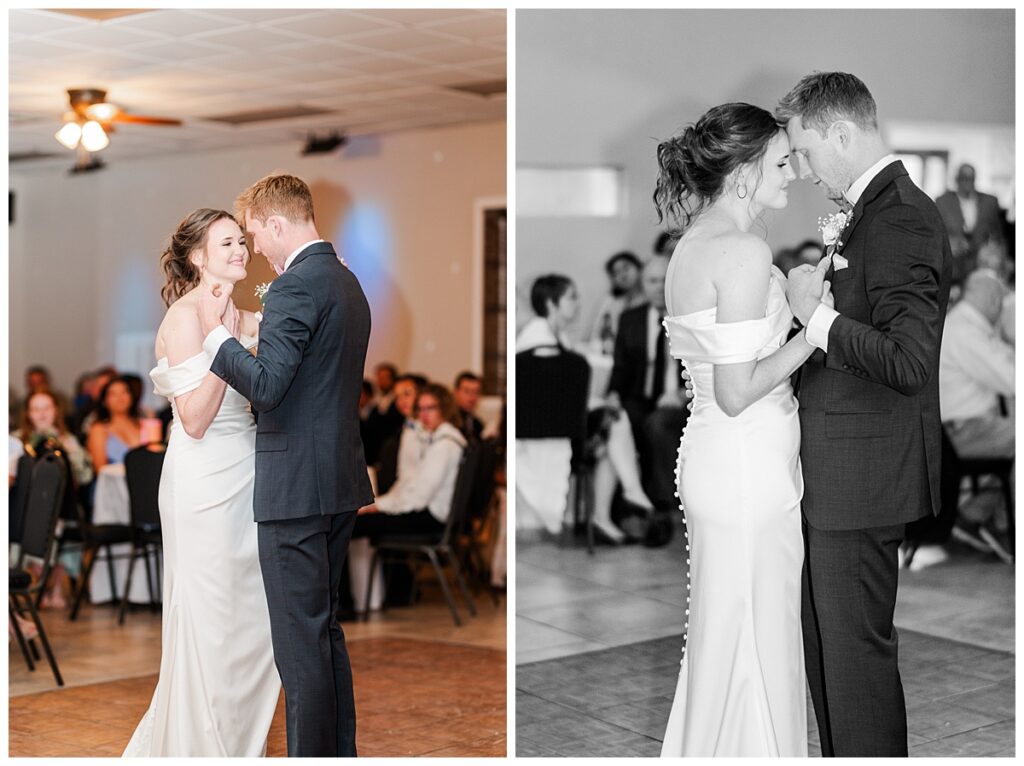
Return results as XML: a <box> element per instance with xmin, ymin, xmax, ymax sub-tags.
<box><xmin>337</xmin><ymin>203</ymin><xmax>391</xmax><ymax>305</ymax></box>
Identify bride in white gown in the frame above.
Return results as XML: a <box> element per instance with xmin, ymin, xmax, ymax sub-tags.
<box><xmin>653</xmin><ymin>103</ymin><xmax>833</xmax><ymax>756</ymax></box>
<box><xmin>124</xmin><ymin>209</ymin><xmax>280</xmax><ymax>757</ymax></box>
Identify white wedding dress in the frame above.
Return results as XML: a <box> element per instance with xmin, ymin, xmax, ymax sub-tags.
<box><xmin>660</xmin><ymin>266</ymin><xmax>807</xmax><ymax>757</ymax></box>
<box><xmin>124</xmin><ymin>337</ymin><xmax>281</xmax><ymax>757</ymax></box>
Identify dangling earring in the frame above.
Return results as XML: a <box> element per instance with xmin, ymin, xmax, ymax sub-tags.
<box><xmin>736</xmin><ymin>183</ymin><xmax>748</xmax><ymax>200</ymax></box>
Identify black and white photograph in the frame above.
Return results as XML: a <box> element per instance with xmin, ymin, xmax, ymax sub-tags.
<box><xmin>8</xmin><ymin>6</ymin><xmax>506</xmax><ymax>757</ymax></box>
<box><xmin>515</xmin><ymin>9</ymin><xmax>1014</xmax><ymax>758</ymax></box>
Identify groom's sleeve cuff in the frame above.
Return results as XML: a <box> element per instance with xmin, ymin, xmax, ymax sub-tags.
<box><xmin>806</xmin><ymin>304</ymin><xmax>839</xmax><ymax>353</ymax></box>
<box><xmin>203</xmin><ymin>325</ymin><xmax>232</xmax><ymax>357</ymax></box>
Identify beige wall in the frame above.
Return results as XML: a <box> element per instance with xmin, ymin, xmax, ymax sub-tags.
<box><xmin>10</xmin><ymin>119</ymin><xmax>506</xmax><ymax>400</ymax></box>
<box><xmin>517</xmin><ymin>9</ymin><xmax>1014</xmax><ymax>342</ymax></box>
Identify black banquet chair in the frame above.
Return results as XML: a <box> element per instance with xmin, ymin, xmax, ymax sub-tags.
<box><xmin>365</xmin><ymin>442</ymin><xmax>482</xmax><ymax>626</ymax></box>
<box><xmin>119</xmin><ymin>445</ymin><xmax>166</xmax><ymax>624</ymax></box>
<box><xmin>9</xmin><ymin>452</ymin><xmax>68</xmax><ymax>686</ymax></box>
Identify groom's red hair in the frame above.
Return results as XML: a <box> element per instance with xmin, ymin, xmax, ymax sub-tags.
<box><xmin>235</xmin><ymin>173</ymin><xmax>315</xmax><ymax>226</ymax></box>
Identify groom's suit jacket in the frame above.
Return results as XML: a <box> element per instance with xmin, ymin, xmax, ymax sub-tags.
<box><xmin>211</xmin><ymin>241</ymin><xmax>374</xmax><ymax>522</ymax></box>
<box><xmin>798</xmin><ymin>161</ymin><xmax>952</xmax><ymax>531</ymax></box>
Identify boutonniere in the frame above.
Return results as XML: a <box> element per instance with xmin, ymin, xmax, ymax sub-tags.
<box><xmin>254</xmin><ymin>282</ymin><xmax>271</xmax><ymax>306</ymax></box>
<box><xmin>818</xmin><ymin>210</ymin><xmax>853</xmax><ymax>256</ymax></box>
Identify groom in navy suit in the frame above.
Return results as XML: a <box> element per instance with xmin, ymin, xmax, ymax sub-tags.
<box><xmin>778</xmin><ymin>73</ymin><xmax>951</xmax><ymax>756</ymax></box>
<box><xmin>199</xmin><ymin>174</ymin><xmax>373</xmax><ymax>757</ymax></box>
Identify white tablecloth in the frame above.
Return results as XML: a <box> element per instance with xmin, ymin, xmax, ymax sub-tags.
<box><xmin>89</xmin><ymin>463</ymin><xmax>161</xmax><ymax>604</ymax></box>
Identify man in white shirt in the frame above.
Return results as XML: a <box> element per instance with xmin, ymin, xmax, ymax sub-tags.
<box><xmin>940</xmin><ymin>269</ymin><xmax>1015</xmax><ymax>460</ymax></box>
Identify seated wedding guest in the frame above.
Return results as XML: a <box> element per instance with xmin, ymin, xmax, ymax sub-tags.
<box><xmin>453</xmin><ymin>371</ymin><xmax>484</xmax><ymax>442</ymax></box>
<box><xmin>121</xmin><ymin>373</ymin><xmax>156</xmax><ymax>419</ymax></box>
<box><xmin>517</xmin><ymin>275</ymin><xmax>588</xmax><ymax>535</ymax></box>
<box><xmin>375</xmin><ymin>373</ymin><xmax>429</xmax><ymax>495</ymax></box>
<box><xmin>363</xmin><ymin>362</ymin><xmax>404</xmax><ymax>464</ymax></box>
<box><xmin>86</xmin><ymin>376</ymin><xmax>144</xmax><ymax>471</ymax></box>
<box><xmin>72</xmin><ymin>364</ymin><xmax>118</xmax><ymax>441</ymax></box>
<box><xmin>518</xmin><ymin>275</ymin><xmax>653</xmax><ymax>543</ymax></box>
<box><xmin>608</xmin><ymin>255</ymin><xmax>688</xmax><ymax>535</ymax></box>
<box><xmin>355</xmin><ymin>383</ymin><xmax>467</xmax><ymax>541</ymax></box>
<box><xmin>939</xmin><ymin>269</ymin><xmax>1015</xmax><ymax>558</ymax></box>
<box><xmin>15</xmin><ymin>390</ymin><xmax>94</xmax><ymax>609</ymax></box>
<box><xmin>587</xmin><ymin>251</ymin><xmax>646</xmax><ymax>354</ymax></box>
<box><xmin>936</xmin><ymin>163</ymin><xmax>1006</xmax><ymax>283</ymax></box>
<box><xmin>14</xmin><ymin>364</ymin><xmax>71</xmax><ymax>428</ymax></box>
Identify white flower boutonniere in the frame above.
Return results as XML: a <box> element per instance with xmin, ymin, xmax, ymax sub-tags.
<box><xmin>254</xmin><ymin>282</ymin><xmax>270</xmax><ymax>306</ymax></box>
<box><xmin>818</xmin><ymin>210</ymin><xmax>853</xmax><ymax>255</ymax></box>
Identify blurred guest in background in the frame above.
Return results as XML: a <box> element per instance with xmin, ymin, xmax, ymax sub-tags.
<box><xmin>936</xmin><ymin>163</ymin><xmax>1006</xmax><ymax>282</ymax></box>
<box><xmin>608</xmin><ymin>255</ymin><xmax>687</xmax><ymax>531</ymax></box>
<box><xmin>375</xmin><ymin>373</ymin><xmax>429</xmax><ymax>496</ymax></box>
<box><xmin>363</xmin><ymin>362</ymin><xmax>404</xmax><ymax>465</ymax></box>
<box><xmin>86</xmin><ymin>376</ymin><xmax>143</xmax><ymax>471</ymax></box>
<box><xmin>939</xmin><ymin>269</ymin><xmax>1014</xmax><ymax>558</ymax></box>
<box><xmin>588</xmin><ymin>251</ymin><xmax>646</xmax><ymax>354</ymax></box>
<box><xmin>14</xmin><ymin>389</ymin><xmax>93</xmax><ymax>609</ymax></box>
<box><xmin>517</xmin><ymin>275</ymin><xmax>589</xmax><ymax>535</ymax></box>
<box><xmin>355</xmin><ymin>383</ymin><xmax>467</xmax><ymax>540</ymax></box>
<box><xmin>940</xmin><ymin>269</ymin><xmax>1014</xmax><ymax>462</ymax></box>
<box><xmin>72</xmin><ymin>365</ymin><xmax>118</xmax><ymax>441</ymax></box>
<box><xmin>13</xmin><ymin>364</ymin><xmax>71</xmax><ymax>428</ymax></box>
<box><xmin>453</xmin><ymin>371</ymin><xmax>485</xmax><ymax>442</ymax></box>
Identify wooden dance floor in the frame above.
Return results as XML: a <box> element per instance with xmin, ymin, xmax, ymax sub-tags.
<box><xmin>10</xmin><ymin>600</ymin><xmax>506</xmax><ymax>757</ymax></box>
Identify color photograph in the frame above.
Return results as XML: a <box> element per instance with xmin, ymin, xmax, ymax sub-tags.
<box><xmin>9</xmin><ymin>7</ymin><xmax>506</xmax><ymax>757</ymax></box>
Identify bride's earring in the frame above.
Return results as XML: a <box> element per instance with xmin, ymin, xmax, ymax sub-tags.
<box><xmin>736</xmin><ymin>182</ymin><xmax>748</xmax><ymax>200</ymax></box>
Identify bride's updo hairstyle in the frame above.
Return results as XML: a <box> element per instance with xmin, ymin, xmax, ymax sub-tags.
<box><xmin>654</xmin><ymin>102</ymin><xmax>780</xmax><ymax>232</ymax></box>
<box><xmin>160</xmin><ymin>208</ymin><xmax>237</xmax><ymax>307</ymax></box>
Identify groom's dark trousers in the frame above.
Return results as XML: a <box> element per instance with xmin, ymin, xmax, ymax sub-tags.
<box><xmin>795</xmin><ymin>160</ymin><xmax>951</xmax><ymax>757</ymax></box>
<box><xmin>259</xmin><ymin>511</ymin><xmax>358</xmax><ymax>756</ymax></box>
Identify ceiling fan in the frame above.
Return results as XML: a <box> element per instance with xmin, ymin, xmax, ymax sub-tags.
<box><xmin>55</xmin><ymin>88</ymin><xmax>183</xmax><ymax>170</ymax></box>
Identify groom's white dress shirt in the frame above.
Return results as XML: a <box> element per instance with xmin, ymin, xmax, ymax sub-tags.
<box><xmin>203</xmin><ymin>239</ymin><xmax>324</xmax><ymax>356</ymax></box>
<box><xmin>805</xmin><ymin>154</ymin><xmax>897</xmax><ymax>353</ymax></box>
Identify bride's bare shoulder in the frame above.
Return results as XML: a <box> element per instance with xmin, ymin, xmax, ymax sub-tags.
<box><xmin>712</xmin><ymin>231</ymin><xmax>772</xmax><ymax>264</ymax></box>
<box><xmin>156</xmin><ymin>295</ymin><xmax>202</xmax><ymax>360</ymax></box>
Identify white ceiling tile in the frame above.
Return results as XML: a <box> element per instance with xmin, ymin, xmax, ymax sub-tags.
<box><xmin>101</xmin><ymin>10</ymin><xmax>244</xmax><ymax>39</ymax></box>
<box><xmin>10</xmin><ymin>37</ymin><xmax>91</xmax><ymax>61</ymax></box>
<box><xmin>330</xmin><ymin>54</ymin><xmax>427</xmax><ymax>76</ymax></box>
<box><xmin>10</xmin><ymin>9</ymin><xmax>92</xmax><ymax>36</ymax></box>
<box><xmin>190</xmin><ymin>9</ymin><xmax>313</xmax><ymax>25</ymax></box>
<box><xmin>44</xmin><ymin>23</ymin><xmax>168</xmax><ymax>50</ymax></box>
<box><xmin>125</xmin><ymin>38</ymin><xmax>237</xmax><ymax>63</ymax></box>
<box><xmin>336</xmin><ymin>28</ymin><xmax>456</xmax><ymax>51</ymax></box>
<box><xmin>419</xmin><ymin>15</ymin><xmax>508</xmax><ymax>41</ymax></box>
<box><xmin>261</xmin><ymin>11</ymin><xmax>399</xmax><ymax>38</ymax></box>
<box><xmin>349</xmin><ymin>10</ymin><xmax>486</xmax><ymax>27</ymax></box>
<box><xmin>192</xmin><ymin>25</ymin><xmax>308</xmax><ymax>50</ymax></box>
<box><xmin>404</xmin><ymin>43</ymin><xmax>505</xmax><ymax>66</ymax></box>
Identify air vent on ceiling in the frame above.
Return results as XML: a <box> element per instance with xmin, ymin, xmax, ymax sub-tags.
<box><xmin>49</xmin><ymin>9</ymin><xmax>155</xmax><ymax>21</ymax></box>
<box><xmin>10</xmin><ymin>150</ymin><xmax>64</xmax><ymax>162</ymax></box>
<box><xmin>446</xmin><ymin>80</ymin><xmax>506</xmax><ymax>97</ymax></box>
<box><xmin>203</xmin><ymin>106</ymin><xmax>337</xmax><ymax>126</ymax></box>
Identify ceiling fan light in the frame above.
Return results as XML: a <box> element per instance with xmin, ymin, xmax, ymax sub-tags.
<box><xmin>55</xmin><ymin>121</ymin><xmax>82</xmax><ymax>149</ymax></box>
<box><xmin>85</xmin><ymin>102</ymin><xmax>118</xmax><ymax>122</ymax></box>
<box><xmin>81</xmin><ymin>120</ymin><xmax>109</xmax><ymax>152</ymax></box>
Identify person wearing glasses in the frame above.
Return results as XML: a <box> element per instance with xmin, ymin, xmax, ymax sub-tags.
<box><xmin>354</xmin><ymin>382</ymin><xmax>467</xmax><ymax>540</ymax></box>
